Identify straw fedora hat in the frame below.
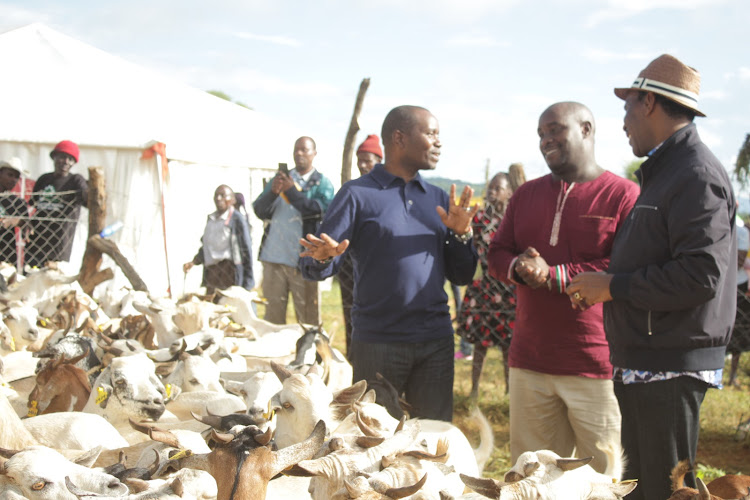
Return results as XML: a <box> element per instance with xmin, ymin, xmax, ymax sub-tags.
<box><xmin>614</xmin><ymin>54</ymin><xmax>705</xmax><ymax>117</ymax></box>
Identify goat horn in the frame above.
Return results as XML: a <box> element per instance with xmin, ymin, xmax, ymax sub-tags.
<box><xmin>66</xmin><ymin>346</ymin><xmax>90</xmax><ymax>367</ymax></box>
<box><xmin>270</xmin><ymin>361</ymin><xmax>292</xmax><ymax>382</ymax></box>
<box><xmin>210</xmin><ymin>429</ymin><xmax>234</xmax><ymax>445</ymax></box>
<box><xmin>384</xmin><ymin>473</ymin><xmax>428</xmax><ymax>499</ymax></box>
<box><xmin>148</xmin><ymin>449</ymin><xmax>160</xmax><ymax>477</ymax></box>
<box><xmin>128</xmin><ymin>417</ymin><xmax>154</xmax><ymax>434</ymax></box>
<box><xmin>555</xmin><ymin>456</ymin><xmax>593</xmax><ymax>471</ymax></box>
<box><xmin>148</xmin><ymin>429</ymin><xmax>181</xmax><ymax>448</ymax></box>
<box><xmin>254</xmin><ymin>427</ymin><xmax>273</xmax><ymax>446</ymax></box>
<box><xmin>523</xmin><ymin>461</ymin><xmax>540</xmax><ymax>477</ymax></box>
<box><xmin>355</xmin><ymin>410</ymin><xmax>379</xmax><ymax>437</ymax></box>
<box><xmin>401</xmin><ymin>449</ymin><xmax>448</xmax><ymax>462</ymax></box>
<box><xmin>697</xmin><ymin>478</ymin><xmax>711</xmax><ymax>500</ymax></box>
<box><xmin>355</xmin><ymin>436</ymin><xmax>385</xmax><ymax>448</ymax></box>
<box><xmin>118</xmin><ymin>450</ymin><xmax>127</xmax><ymax>465</ymax></box>
<box><xmin>190</xmin><ymin>411</ymin><xmax>222</xmax><ymax>428</ymax></box>
<box><xmin>395</xmin><ymin>416</ymin><xmax>406</xmax><ymax>433</ymax></box>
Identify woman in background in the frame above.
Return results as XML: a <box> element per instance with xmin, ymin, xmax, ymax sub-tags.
<box><xmin>457</xmin><ymin>164</ymin><xmax>524</xmax><ymax>399</ymax></box>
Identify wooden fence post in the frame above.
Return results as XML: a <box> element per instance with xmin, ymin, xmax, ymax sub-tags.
<box><xmin>341</xmin><ymin>78</ymin><xmax>371</xmax><ymax>186</ymax></box>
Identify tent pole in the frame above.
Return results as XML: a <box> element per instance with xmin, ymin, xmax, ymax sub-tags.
<box><xmin>157</xmin><ymin>150</ymin><xmax>172</xmax><ymax>297</ymax></box>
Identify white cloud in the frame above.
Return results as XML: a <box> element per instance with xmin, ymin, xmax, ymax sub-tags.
<box><xmin>232</xmin><ymin>31</ymin><xmax>301</xmax><ymax>47</ymax></box>
<box><xmin>739</xmin><ymin>67</ymin><xmax>750</xmax><ymax>80</ymax></box>
<box><xmin>444</xmin><ymin>35</ymin><xmax>509</xmax><ymax>48</ymax></box>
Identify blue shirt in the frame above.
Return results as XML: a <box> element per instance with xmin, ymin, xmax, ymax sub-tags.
<box><xmin>301</xmin><ymin>164</ymin><xmax>477</xmax><ymax>343</ymax></box>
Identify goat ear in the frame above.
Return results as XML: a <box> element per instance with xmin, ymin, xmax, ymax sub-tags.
<box><xmin>459</xmin><ymin>473</ymin><xmax>502</xmax><ymax>498</ymax></box>
<box><xmin>155</xmin><ymin>361</ymin><xmax>178</xmax><ymax>377</ymax></box>
<box><xmin>332</xmin><ymin>380</ymin><xmax>367</xmax><ymax>406</ymax></box>
<box><xmin>73</xmin><ymin>446</ymin><xmax>103</xmax><ymax>467</ymax></box>
<box><xmin>609</xmin><ymin>481</ymin><xmax>638</xmax><ymax>497</ymax></box>
<box><xmin>555</xmin><ymin>456</ymin><xmax>592</xmax><ymax>471</ymax></box>
<box><xmin>361</xmin><ymin>389</ymin><xmax>377</xmax><ymax>404</ymax></box>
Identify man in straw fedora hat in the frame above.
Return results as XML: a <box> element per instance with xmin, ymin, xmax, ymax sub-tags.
<box><xmin>568</xmin><ymin>54</ymin><xmax>736</xmax><ymax>499</ymax></box>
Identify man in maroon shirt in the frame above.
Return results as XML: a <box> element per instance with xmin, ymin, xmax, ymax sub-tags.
<box><xmin>487</xmin><ymin>102</ymin><xmax>639</xmax><ymax>473</ymax></box>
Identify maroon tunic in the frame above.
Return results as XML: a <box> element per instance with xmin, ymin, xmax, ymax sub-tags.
<box><xmin>488</xmin><ymin>171</ymin><xmax>639</xmax><ymax>378</ymax></box>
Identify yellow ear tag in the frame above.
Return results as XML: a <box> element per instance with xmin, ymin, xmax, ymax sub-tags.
<box><xmin>169</xmin><ymin>449</ymin><xmax>191</xmax><ymax>461</ymax></box>
<box><xmin>165</xmin><ymin>384</ymin><xmax>172</xmax><ymax>400</ymax></box>
<box><xmin>27</xmin><ymin>400</ymin><xmax>38</xmax><ymax>417</ymax></box>
<box><xmin>95</xmin><ymin>387</ymin><xmax>109</xmax><ymax>405</ymax></box>
<box><xmin>39</xmin><ymin>319</ymin><xmax>47</xmax><ymax>327</ymax></box>
<box><xmin>262</xmin><ymin>399</ymin><xmax>275</xmax><ymax>421</ymax></box>
<box><xmin>9</xmin><ymin>336</ymin><xmax>15</xmax><ymax>351</ymax></box>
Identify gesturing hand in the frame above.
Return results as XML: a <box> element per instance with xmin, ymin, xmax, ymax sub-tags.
<box><xmin>299</xmin><ymin>233</ymin><xmax>350</xmax><ymax>262</ymax></box>
<box><xmin>436</xmin><ymin>184</ymin><xmax>478</xmax><ymax>236</ymax></box>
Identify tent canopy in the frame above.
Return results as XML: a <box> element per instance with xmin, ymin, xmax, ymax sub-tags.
<box><xmin>0</xmin><ymin>23</ymin><xmax>296</xmax><ymax>296</ymax></box>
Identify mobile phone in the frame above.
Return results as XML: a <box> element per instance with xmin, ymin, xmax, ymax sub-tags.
<box><xmin>278</xmin><ymin>162</ymin><xmax>289</xmax><ymax>175</ymax></box>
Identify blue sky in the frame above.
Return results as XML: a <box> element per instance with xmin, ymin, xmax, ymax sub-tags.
<box><xmin>1</xmin><ymin>0</ymin><xmax>748</xmax><ymax>189</ymax></box>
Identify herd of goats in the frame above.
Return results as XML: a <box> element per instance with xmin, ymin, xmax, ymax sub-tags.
<box><xmin>0</xmin><ymin>265</ymin><xmax>749</xmax><ymax>499</ymax></box>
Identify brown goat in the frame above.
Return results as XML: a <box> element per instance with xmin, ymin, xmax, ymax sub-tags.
<box><xmin>166</xmin><ymin>419</ymin><xmax>326</xmax><ymax>500</ymax></box>
<box><xmin>669</xmin><ymin>460</ymin><xmax>750</xmax><ymax>500</ymax></box>
<box><xmin>28</xmin><ymin>350</ymin><xmax>91</xmax><ymax>415</ymax></box>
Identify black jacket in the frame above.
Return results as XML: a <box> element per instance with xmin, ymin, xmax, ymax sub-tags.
<box><xmin>604</xmin><ymin>123</ymin><xmax>736</xmax><ymax>372</ymax></box>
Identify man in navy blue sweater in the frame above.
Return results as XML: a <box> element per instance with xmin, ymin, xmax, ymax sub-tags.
<box><xmin>300</xmin><ymin>105</ymin><xmax>478</xmax><ymax>421</ymax></box>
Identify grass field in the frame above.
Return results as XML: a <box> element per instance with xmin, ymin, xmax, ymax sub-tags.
<box><xmin>262</xmin><ymin>279</ymin><xmax>750</xmax><ymax>481</ymax></box>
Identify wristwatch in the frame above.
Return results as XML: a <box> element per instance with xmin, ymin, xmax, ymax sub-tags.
<box><xmin>453</xmin><ymin>227</ymin><xmax>473</xmax><ymax>244</ymax></box>
<box><xmin>316</xmin><ymin>256</ymin><xmax>334</xmax><ymax>265</ymax></box>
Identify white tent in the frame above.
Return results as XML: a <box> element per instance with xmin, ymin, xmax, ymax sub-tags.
<box><xmin>0</xmin><ymin>23</ymin><xmax>296</xmax><ymax>296</ymax></box>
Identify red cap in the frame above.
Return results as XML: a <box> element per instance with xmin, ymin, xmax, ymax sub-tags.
<box><xmin>50</xmin><ymin>140</ymin><xmax>80</xmax><ymax>162</ymax></box>
<box><xmin>356</xmin><ymin>134</ymin><xmax>383</xmax><ymax>159</ymax></box>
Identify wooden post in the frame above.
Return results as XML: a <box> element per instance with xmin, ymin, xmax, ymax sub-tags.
<box><xmin>78</xmin><ymin>167</ymin><xmax>150</xmax><ymax>295</ymax></box>
<box><xmin>341</xmin><ymin>78</ymin><xmax>371</xmax><ymax>186</ymax></box>
<box><xmin>78</xmin><ymin>167</ymin><xmax>108</xmax><ymax>295</ymax></box>
<box><xmin>509</xmin><ymin>162</ymin><xmax>527</xmax><ymax>193</ymax></box>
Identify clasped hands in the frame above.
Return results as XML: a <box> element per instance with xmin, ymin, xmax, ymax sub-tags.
<box><xmin>299</xmin><ymin>184</ymin><xmax>478</xmax><ymax>262</ymax></box>
<box><xmin>515</xmin><ymin>249</ymin><xmax>613</xmax><ymax>310</ymax></box>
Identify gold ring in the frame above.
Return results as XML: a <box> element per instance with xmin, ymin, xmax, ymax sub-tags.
<box><xmin>573</xmin><ymin>292</ymin><xmax>581</xmax><ymax>300</ymax></box>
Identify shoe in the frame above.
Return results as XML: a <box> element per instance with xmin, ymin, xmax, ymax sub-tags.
<box><xmin>454</xmin><ymin>351</ymin><xmax>473</xmax><ymax>361</ymax></box>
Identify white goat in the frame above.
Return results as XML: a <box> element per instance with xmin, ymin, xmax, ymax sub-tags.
<box><xmin>0</xmin><ymin>446</ymin><xmax>129</xmax><ymax>500</ymax></box>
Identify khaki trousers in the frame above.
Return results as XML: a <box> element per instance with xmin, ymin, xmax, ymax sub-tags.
<box><xmin>509</xmin><ymin>367</ymin><xmax>621</xmax><ymax>474</ymax></box>
<box><xmin>261</xmin><ymin>262</ymin><xmax>320</xmax><ymax>325</ymax></box>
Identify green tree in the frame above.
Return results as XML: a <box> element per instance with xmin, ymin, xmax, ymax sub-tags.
<box><xmin>623</xmin><ymin>159</ymin><xmax>644</xmax><ymax>183</ymax></box>
<box><xmin>734</xmin><ymin>133</ymin><xmax>750</xmax><ymax>190</ymax></box>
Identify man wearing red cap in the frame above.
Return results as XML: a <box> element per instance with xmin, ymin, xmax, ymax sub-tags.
<box><xmin>26</xmin><ymin>140</ymin><xmax>88</xmax><ymax>267</ymax></box>
<box><xmin>338</xmin><ymin>134</ymin><xmax>384</xmax><ymax>356</ymax></box>
<box><xmin>355</xmin><ymin>134</ymin><xmax>383</xmax><ymax>176</ymax></box>
<box><xmin>568</xmin><ymin>55</ymin><xmax>736</xmax><ymax>499</ymax></box>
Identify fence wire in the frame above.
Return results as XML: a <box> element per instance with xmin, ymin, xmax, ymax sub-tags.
<box><xmin>0</xmin><ymin>190</ymin><xmax>84</xmax><ymax>271</ymax></box>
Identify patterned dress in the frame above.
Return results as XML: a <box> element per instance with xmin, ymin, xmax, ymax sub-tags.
<box><xmin>456</xmin><ymin>204</ymin><xmax>515</xmax><ymax>348</ymax></box>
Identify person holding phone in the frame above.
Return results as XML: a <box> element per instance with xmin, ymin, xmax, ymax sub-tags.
<box><xmin>253</xmin><ymin>136</ymin><xmax>334</xmax><ymax>325</ymax></box>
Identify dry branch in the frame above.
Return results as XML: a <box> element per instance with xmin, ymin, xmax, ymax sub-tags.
<box><xmin>341</xmin><ymin>78</ymin><xmax>371</xmax><ymax>186</ymax></box>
